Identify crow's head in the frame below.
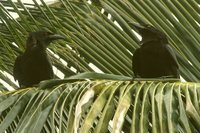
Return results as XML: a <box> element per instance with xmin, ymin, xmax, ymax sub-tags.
<box><xmin>129</xmin><ymin>23</ymin><xmax>167</xmax><ymax>44</ymax></box>
<box><xmin>26</xmin><ymin>31</ymin><xmax>65</xmax><ymax>49</ymax></box>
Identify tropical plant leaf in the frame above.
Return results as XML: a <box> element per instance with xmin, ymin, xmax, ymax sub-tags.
<box><xmin>0</xmin><ymin>0</ymin><xmax>199</xmax><ymax>91</ymax></box>
<box><xmin>0</xmin><ymin>80</ymin><xmax>200</xmax><ymax>132</ymax></box>
<box><xmin>0</xmin><ymin>0</ymin><xmax>200</xmax><ymax>133</ymax></box>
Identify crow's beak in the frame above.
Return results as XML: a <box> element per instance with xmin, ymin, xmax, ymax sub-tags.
<box><xmin>48</xmin><ymin>34</ymin><xmax>66</xmax><ymax>41</ymax></box>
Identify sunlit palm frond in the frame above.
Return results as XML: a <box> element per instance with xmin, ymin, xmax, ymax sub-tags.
<box><xmin>0</xmin><ymin>78</ymin><xmax>200</xmax><ymax>132</ymax></box>
<box><xmin>0</xmin><ymin>0</ymin><xmax>200</xmax><ymax>132</ymax></box>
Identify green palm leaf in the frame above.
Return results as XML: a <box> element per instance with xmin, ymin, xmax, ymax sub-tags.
<box><xmin>1</xmin><ymin>79</ymin><xmax>200</xmax><ymax>132</ymax></box>
<box><xmin>0</xmin><ymin>0</ymin><xmax>200</xmax><ymax>132</ymax></box>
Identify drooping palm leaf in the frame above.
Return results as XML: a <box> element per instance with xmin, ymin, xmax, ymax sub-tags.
<box><xmin>0</xmin><ymin>0</ymin><xmax>200</xmax><ymax>132</ymax></box>
<box><xmin>0</xmin><ymin>77</ymin><xmax>200</xmax><ymax>132</ymax></box>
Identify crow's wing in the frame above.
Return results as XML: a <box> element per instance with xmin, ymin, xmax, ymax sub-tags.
<box><xmin>164</xmin><ymin>44</ymin><xmax>179</xmax><ymax>77</ymax></box>
<box><xmin>45</xmin><ymin>57</ymin><xmax>54</xmax><ymax>79</ymax></box>
<box><xmin>13</xmin><ymin>55</ymin><xmax>23</xmax><ymax>82</ymax></box>
<box><xmin>165</xmin><ymin>44</ymin><xmax>179</xmax><ymax>67</ymax></box>
<box><xmin>132</xmin><ymin>49</ymin><xmax>140</xmax><ymax>77</ymax></box>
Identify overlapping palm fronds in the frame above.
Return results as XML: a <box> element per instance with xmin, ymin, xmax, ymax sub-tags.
<box><xmin>0</xmin><ymin>0</ymin><xmax>200</xmax><ymax>132</ymax></box>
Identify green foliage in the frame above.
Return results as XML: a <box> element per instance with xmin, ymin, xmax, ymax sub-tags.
<box><xmin>0</xmin><ymin>0</ymin><xmax>200</xmax><ymax>132</ymax></box>
<box><xmin>1</xmin><ymin>78</ymin><xmax>200</xmax><ymax>132</ymax></box>
<box><xmin>0</xmin><ymin>1</ymin><xmax>199</xmax><ymax>91</ymax></box>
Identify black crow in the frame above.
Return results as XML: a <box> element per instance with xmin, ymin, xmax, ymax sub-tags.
<box><xmin>13</xmin><ymin>31</ymin><xmax>65</xmax><ymax>88</ymax></box>
<box><xmin>130</xmin><ymin>23</ymin><xmax>180</xmax><ymax>78</ymax></box>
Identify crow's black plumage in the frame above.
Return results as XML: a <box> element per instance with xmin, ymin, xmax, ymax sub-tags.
<box><xmin>13</xmin><ymin>31</ymin><xmax>65</xmax><ymax>88</ymax></box>
<box><xmin>130</xmin><ymin>23</ymin><xmax>180</xmax><ymax>78</ymax></box>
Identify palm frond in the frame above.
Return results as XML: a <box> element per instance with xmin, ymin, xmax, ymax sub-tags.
<box><xmin>0</xmin><ymin>1</ymin><xmax>199</xmax><ymax>90</ymax></box>
<box><xmin>0</xmin><ymin>79</ymin><xmax>200</xmax><ymax>132</ymax></box>
<box><xmin>0</xmin><ymin>1</ymin><xmax>200</xmax><ymax>132</ymax></box>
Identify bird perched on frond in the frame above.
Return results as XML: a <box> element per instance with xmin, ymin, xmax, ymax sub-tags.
<box><xmin>13</xmin><ymin>31</ymin><xmax>65</xmax><ymax>88</ymax></box>
<box><xmin>129</xmin><ymin>23</ymin><xmax>180</xmax><ymax>78</ymax></box>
